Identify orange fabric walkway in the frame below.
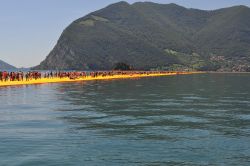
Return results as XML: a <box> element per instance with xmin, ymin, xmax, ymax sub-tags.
<box><xmin>0</xmin><ymin>72</ymin><xmax>202</xmax><ymax>87</ymax></box>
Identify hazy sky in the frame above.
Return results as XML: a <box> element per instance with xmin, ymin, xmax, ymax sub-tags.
<box><xmin>1</xmin><ymin>0</ymin><xmax>250</xmax><ymax>68</ymax></box>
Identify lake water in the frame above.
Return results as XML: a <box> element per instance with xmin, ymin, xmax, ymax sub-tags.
<box><xmin>0</xmin><ymin>73</ymin><xmax>250</xmax><ymax>165</ymax></box>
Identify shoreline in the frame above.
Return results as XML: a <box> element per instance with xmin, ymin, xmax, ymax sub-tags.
<box><xmin>0</xmin><ymin>72</ymin><xmax>203</xmax><ymax>87</ymax></box>
<box><xmin>207</xmin><ymin>71</ymin><xmax>250</xmax><ymax>74</ymax></box>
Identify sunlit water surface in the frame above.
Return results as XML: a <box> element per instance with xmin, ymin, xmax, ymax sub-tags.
<box><xmin>0</xmin><ymin>74</ymin><xmax>250</xmax><ymax>165</ymax></box>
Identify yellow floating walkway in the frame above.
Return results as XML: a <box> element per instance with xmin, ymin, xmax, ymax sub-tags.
<box><xmin>0</xmin><ymin>72</ymin><xmax>201</xmax><ymax>87</ymax></box>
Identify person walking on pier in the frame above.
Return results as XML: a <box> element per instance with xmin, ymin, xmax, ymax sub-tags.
<box><xmin>0</xmin><ymin>71</ymin><xmax>2</xmax><ymax>81</ymax></box>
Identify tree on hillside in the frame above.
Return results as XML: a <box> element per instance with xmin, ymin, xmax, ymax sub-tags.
<box><xmin>113</xmin><ymin>62</ymin><xmax>133</xmax><ymax>70</ymax></box>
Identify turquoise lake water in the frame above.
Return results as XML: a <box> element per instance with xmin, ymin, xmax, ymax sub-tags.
<box><xmin>0</xmin><ymin>73</ymin><xmax>250</xmax><ymax>165</ymax></box>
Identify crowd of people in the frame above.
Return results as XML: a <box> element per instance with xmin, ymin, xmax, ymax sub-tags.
<box><xmin>0</xmin><ymin>71</ymin><xmax>42</xmax><ymax>82</ymax></box>
<box><xmin>0</xmin><ymin>70</ymin><xmax>176</xmax><ymax>82</ymax></box>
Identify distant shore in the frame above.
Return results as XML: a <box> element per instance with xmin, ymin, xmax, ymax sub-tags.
<box><xmin>207</xmin><ymin>71</ymin><xmax>250</xmax><ymax>74</ymax></box>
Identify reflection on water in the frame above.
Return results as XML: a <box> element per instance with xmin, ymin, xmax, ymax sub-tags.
<box><xmin>0</xmin><ymin>74</ymin><xmax>250</xmax><ymax>165</ymax></box>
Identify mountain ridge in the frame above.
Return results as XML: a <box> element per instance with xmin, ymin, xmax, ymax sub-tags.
<box><xmin>33</xmin><ymin>2</ymin><xmax>250</xmax><ymax>71</ymax></box>
<box><xmin>0</xmin><ymin>59</ymin><xmax>17</xmax><ymax>70</ymax></box>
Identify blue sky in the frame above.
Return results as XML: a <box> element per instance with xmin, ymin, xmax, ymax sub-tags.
<box><xmin>1</xmin><ymin>0</ymin><xmax>250</xmax><ymax>67</ymax></box>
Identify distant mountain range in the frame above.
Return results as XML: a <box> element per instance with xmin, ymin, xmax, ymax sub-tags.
<box><xmin>33</xmin><ymin>1</ymin><xmax>250</xmax><ymax>71</ymax></box>
<box><xmin>0</xmin><ymin>59</ymin><xmax>17</xmax><ymax>70</ymax></box>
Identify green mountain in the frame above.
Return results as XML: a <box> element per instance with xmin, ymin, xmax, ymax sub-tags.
<box><xmin>0</xmin><ymin>59</ymin><xmax>17</xmax><ymax>70</ymax></box>
<box><xmin>34</xmin><ymin>2</ymin><xmax>250</xmax><ymax>71</ymax></box>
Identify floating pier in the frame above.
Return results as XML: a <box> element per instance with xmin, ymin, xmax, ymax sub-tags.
<box><xmin>0</xmin><ymin>72</ymin><xmax>202</xmax><ymax>87</ymax></box>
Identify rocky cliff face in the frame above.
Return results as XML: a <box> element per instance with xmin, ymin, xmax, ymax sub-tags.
<box><xmin>33</xmin><ymin>2</ymin><xmax>250</xmax><ymax>71</ymax></box>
